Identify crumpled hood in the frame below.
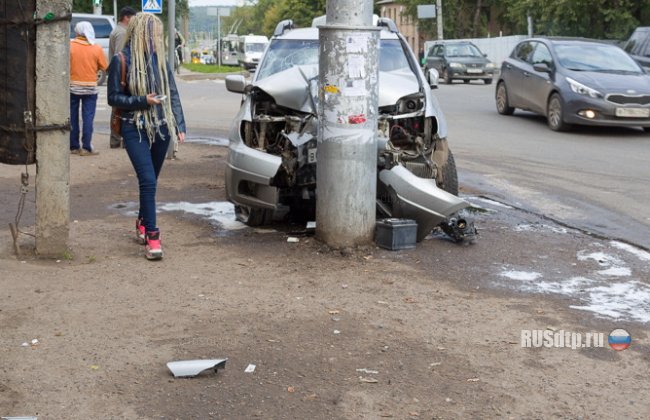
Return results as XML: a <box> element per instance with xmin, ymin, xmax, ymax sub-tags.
<box><xmin>253</xmin><ymin>65</ymin><xmax>421</xmax><ymax>112</ymax></box>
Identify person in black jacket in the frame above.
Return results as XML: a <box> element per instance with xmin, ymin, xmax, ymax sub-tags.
<box><xmin>107</xmin><ymin>12</ymin><xmax>186</xmax><ymax>261</ymax></box>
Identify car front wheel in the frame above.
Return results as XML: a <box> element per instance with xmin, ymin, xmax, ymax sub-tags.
<box><xmin>442</xmin><ymin>69</ymin><xmax>452</xmax><ymax>84</ymax></box>
<box><xmin>547</xmin><ymin>93</ymin><xmax>570</xmax><ymax>131</ymax></box>
<box><xmin>495</xmin><ymin>82</ymin><xmax>514</xmax><ymax>115</ymax></box>
<box><xmin>483</xmin><ymin>78</ymin><xmax>493</xmax><ymax>85</ymax></box>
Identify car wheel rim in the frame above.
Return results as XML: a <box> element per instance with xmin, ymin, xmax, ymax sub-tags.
<box><xmin>549</xmin><ymin>98</ymin><xmax>561</xmax><ymax>128</ymax></box>
<box><xmin>496</xmin><ymin>85</ymin><xmax>506</xmax><ymax>111</ymax></box>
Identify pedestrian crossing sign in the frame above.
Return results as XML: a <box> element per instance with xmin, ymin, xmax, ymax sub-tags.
<box><xmin>142</xmin><ymin>0</ymin><xmax>162</xmax><ymax>14</ymax></box>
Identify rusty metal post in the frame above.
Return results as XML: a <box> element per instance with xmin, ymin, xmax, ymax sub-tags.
<box><xmin>35</xmin><ymin>0</ymin><xmax>70</xmax><ymax>256</ymax></box>
<box><xmin>316</xmin><ymin>0</ymin><xmax>379</xmax><ymax>248</ymax></box>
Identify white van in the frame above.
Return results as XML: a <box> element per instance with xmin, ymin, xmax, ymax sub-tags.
<box><xmin>70</xmin><ymin>13</ymin><xmax>115</xmax><ymax>85</ymax></box>
<box><xmin>237</xmin><ymin>35</ymin><xmax>269</xmax><ymax>70</ymax></box>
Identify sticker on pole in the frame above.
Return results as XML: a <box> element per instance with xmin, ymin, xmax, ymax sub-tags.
<box><xmin>143</xmin><ymin>0</ymin><xmax>162</xmax><ymax>14</ymax></box>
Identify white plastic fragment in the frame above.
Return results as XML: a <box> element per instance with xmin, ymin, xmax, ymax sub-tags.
<box><xmin>166</xmin><ymin>358</ymin><xmax>228</xmax><ymax>378</ymax></box>
<box><xmin>356</xmin><ymin>368</ymin><xmax>378</xmax><ymax>374</ymax></box>
<box><xmin>333</xmin><ymin>330</ymin><xmax>341</xmax><ymax>335</ymax></box>
<box><xmin>21</xmin><ymin>343</ymin><xmax>29</xmax><ymax>347</ymax></box>
<box><xmin>244</xmin><ymin>364</ymin><xmax>256</xmax><ymax>373</ymax></box>
<box><xmin>31</xmin><ymin>339</ymin><xmax>38</xmax><ymax>345</ymax></box>
<box><xmin>287</xmin><ymin>237</ymin><xmax>300</xmax><ymax>243</ymax></box>
<box><xmin>2</xmin><ymin>417</ymin><xmax>38</xmax><ymax>420</ymax></box>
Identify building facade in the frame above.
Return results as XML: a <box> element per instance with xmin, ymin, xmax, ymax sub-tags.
<box><xmin>377</xmin><ymin>0</ymin><xmax>423</xmax><ymax>59</ymax></box>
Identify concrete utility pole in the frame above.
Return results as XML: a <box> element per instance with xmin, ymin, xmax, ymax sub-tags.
<box><xmin>436</xmin><ymin>0</ymin><xmax>443</xmax><ymax>40</ymax></box>
<box><xmin>35</xmin><ymin>0</ymin><xmax>70</xmax><ymax>256</ymax></box>
<box><xmin>316</xmin><ymin>0</ymin><xmax>379</xmax><ymax>248</ymax></box>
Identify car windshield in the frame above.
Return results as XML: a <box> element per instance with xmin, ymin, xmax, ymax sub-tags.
<box><xmin>446</xmin><ymin>44</ymin><xmax>483</xmax><ymax>57</ymax></box>
<box><xmin>256</xmin><ymin>38</ymin><xmax>411</xmax><ymax>80</ymax></box>
<box><xmin>555</xmin><ymin>44</ymin><xmax>642</xmax><ymax>72</ymax></box>
<box><xmin>246</xmin><ymin>43</ymin><xmax>267</xmax><ymax>53</ymax></box>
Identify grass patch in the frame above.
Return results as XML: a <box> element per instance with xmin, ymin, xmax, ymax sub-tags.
<box><xmin>181</xmin><ymin>63</ymin><xmax>242</xmax><ymax>73</ymax></box>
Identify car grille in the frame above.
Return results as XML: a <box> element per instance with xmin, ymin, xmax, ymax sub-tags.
<box><xmin>606</xmin><ymin>94</ymin><xmax>650</xmax><ymax>105</ymax></box>
<box><xmin>403</xmin><ymin>161</ymin><xmax>435</xmax><ymax>179</ymax></box>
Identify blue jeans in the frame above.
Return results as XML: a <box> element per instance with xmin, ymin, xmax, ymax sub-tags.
<box><xmin>70</xmin><ymin>93</ymin><xmax>98</xmax><ymax>151</ymax></box>
<box><xmin>122</xmin><ymin>121</ymin><xmax>171</xmax><ymax>233</ymax></box>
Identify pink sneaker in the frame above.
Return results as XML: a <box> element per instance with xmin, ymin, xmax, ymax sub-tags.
<box><xmin>145</xmin><ymin>231</ymin><xmax>163</xmax><ymax>260</ymax></box>
<box><xmin>135</xmin><ymin>219</ymin><xmax>146</xmax><ymax>244</ymax></box>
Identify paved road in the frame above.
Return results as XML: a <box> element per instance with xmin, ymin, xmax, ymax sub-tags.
<box><xmin>96</xmin><ymin>78</ymin><xmax>650</xmax><ymax>249</ymax></box>
<box><xmin>434</xmin><ymin>81</ymin><xmax>650</xmax><ymax>249</ymax></box>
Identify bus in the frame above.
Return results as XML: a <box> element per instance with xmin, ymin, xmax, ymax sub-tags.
<box><xmin>218</xmin><ymin>34</ymin><xmax>240</xmax><ymax>66</ymax></box>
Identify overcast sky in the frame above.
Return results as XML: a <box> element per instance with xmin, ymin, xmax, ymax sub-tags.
<box><xmin>188</xmin><ymin>0</ymin><xmax>243</xmax><ymax>7</ymax></box>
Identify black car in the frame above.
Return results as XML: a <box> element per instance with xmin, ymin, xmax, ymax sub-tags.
<box><xmin>496</xmin><ymin>37</ymin><xmax>650</xmax><ymax>132</ymax></box>
<box><xmin>624</xmin><ymin>27</ymin><xmax>650</xmax><ymax>71</ymax></box>
<box><xmin>423</xmin><ymin>41</ymin><xmax>497</xmax><ymax>85</ymax></box>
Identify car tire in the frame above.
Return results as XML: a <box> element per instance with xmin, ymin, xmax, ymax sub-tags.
<box><xmin>97</xmin><ymin>70</ymin><xmax>107</xmax><ymax>86</ymax></box>
<box><xmin>234</xmin><ymin>204</ymin><xmax>272</xmax><ymax>226</ymax></box>
<box><xmin>483</xmin><ymin>78</ymin><xmax>493</xmax><ymax>85</ymax></box>
<box><xmin>442</xmin><ymin>69</ymin><xmax>452</xmax><ymax>84</ymax></box>
<box><xmin>437</xmin><ymin>148</ymin><xmax>459</xmax><ymax>196</ymax></box>
<box><xmin>463</xmin><ymin>80</ymin><xmax>470</xmax><ymax>84</ymax></box>
<box><xmin>644</xmin><ymin>127</ymin><xmax>650</xmax><ymax>133</ymax></box>
<box><xmin>495</xmin><ymin>82</ymin><xmax>514</xmax><ymax>115</ymax></box>
<box><xmin>547</xmin><ymin>93</ymin><xmax>570</xmax><ymax>132</ymax></box>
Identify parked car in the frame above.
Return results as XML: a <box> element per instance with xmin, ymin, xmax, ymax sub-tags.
<box><xmin>70</xmin><ymin>13</ymin><xmax>115</xmax><ymax>85</ymax></box>
<box><xmin>623</xmin><ymin>27</ymin><xmax>650</xmax><ymax>71</ymax></box>
<box><xmin>423</xmin><ymin>41</ymin><xmax>497</xmax><ymax>85</ymax></box>
<box><xmin>496</xmin><ymin>37</ymin><xmax>650</xmax><ymax>132</ymax></box>
<box><xmin>223</xmin><ymin>18</ymin><xmax>475</xmax><ymax>242</ymax></box>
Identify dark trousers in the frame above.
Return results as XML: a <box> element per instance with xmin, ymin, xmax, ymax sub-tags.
<box><xmin>70</xmin><ymin>93</ymin><xmax>98</xmax><ymax>151</ymax></box>
<box><xmin>122</xmin><ymin>121</ymin><xmax>171</xmax><ymax>233</ymax></box>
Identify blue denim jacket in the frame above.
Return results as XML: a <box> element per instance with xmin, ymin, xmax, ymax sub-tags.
<box><xmin>107</xmin><ymin>46</ymin><xmax>186</xmax><ymax>134</ymax></box>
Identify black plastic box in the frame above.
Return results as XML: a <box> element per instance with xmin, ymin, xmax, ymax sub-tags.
<box><xmin>375</xmin><ymin>218</ymin><xmax>417</xmax><ymax>250</ymax></box>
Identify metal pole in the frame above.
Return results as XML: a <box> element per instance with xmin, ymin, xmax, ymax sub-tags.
<box><xmin>217</xmin><ymin>8</ymin><xmax>222</xmax><ymax>67</ymax></box>
<box><xmin>436</xmin><ymin>0</ymin><xmax>443</xmax><ymax>40</ymax></box>
<box><xmin>316</xmin><ymin>0</ymin><xmax>379</xmax><ymax>248</ymax></box>
<box><xmin>168</xmin><ymin>0</ymin><xmax>176</xmax><ymax>70</ymax></box>
<box><xmin>167</xmin><ymin>0</ymin><xmax>177</xmax><ymax>159</ymax></box>
<box><xmin>35</xmin><ymin>0</ymin><xmax>70</xmax><ymax>256</ymax></box>
<box><xmin>113</xmin><ymin>0</ymin><xmax>117</xmax><ymax>22</ymax></box>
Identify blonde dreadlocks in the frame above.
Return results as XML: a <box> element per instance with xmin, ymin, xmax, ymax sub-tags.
<box><xmin>125</xmin><ymin>13</ymin><xmax>177</xmax><ymax>146</ymax></box>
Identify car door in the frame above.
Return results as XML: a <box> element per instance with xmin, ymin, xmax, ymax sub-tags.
<box><xmin>524</xmin><ymin>42</ymin><xmax>554</xmax><ymax>114</ymax></box>
<box><xmin>503</xmin><ymin>41</ymin><xmax>534</xmax><ymax>108</ymax></box>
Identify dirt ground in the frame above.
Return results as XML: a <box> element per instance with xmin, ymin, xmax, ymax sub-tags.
<box><xmin>1</xmin><ymin>134</ymin><xmax>649</xmax><ymax>419</ymax></box>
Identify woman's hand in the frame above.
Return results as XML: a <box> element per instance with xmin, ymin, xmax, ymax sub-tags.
<box><xmin>178</xmin><ymin>132</ymin><xmax>185</xmax><ymax>143</ymax></box>
<box><xmin>146</xmin><ymin>93</ymin><xmax>161</xmax><ymax>105</ymax></box>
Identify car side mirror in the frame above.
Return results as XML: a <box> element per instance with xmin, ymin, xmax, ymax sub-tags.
<box><xmin>225</xmin><ymin>74</ymin><xmax>248</xmax><ymax>94</ymax></box>
<box><xmin>533</xmin><ymin>63</ymin><xmax>552</xmax><ymax>73</ymax></box>
<box><xmin>427</xmin><ymin>68</ymin><xmax>439</xmax><ymax>89</ymax></box>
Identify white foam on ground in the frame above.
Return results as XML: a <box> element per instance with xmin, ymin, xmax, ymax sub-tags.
<box><xmin>159</xmin><ymin>201</ymin><xmax>247</xmax><ymax>230</ymax></box>
<box><xmin>577</xmin><ymin>250</ymin><xmax>623</xmax><ymax>267</ymax></box>
<box><xmin>471</xmin><ymin>197</ymin><xmax>514</xmax><ymax>209</ymax></box>
<box><xmin>523</xmin><ymin>276</ymin><xmax>595</xmax><ymax>295</ymax></box>
<box><xmin>499</xmin><ymin>270</ymin><xmax>542</xmax><ymax>281</ymax></box>
<box><xmin>514</xmin><ymin>224</ymin><xmax>568</xmax><ymax>234</ymax></box>
<box><xmin>570</xmin><ymin>281</ymin><xmax>650</xmax><ymax>323</ymax></box>
<box><xmin>597</xmin><ymin>266</ymin><xmax>632</xmax><ymax>277</ymax></box>
<box><xmin>610</xmin><ymin>241</ymin><xmax>650</xmax><ymax>262</ymax></box>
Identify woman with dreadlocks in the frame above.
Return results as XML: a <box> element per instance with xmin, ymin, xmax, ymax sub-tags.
<box><xmin>107</xmin><ymin>13</ymin><xmax>186</xmax><ymax>260</ymax></box>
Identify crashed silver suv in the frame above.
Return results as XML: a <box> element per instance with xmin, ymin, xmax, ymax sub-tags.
<box><xmin>224</xmin><ymin>18</ymin><xmax>473</xmax><ymax>241</ymax></box>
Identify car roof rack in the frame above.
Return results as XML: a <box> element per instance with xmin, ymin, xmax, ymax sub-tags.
<box><xmin>274</xmin><ymin>19</ymin><xmax>294</xmax><ymax>37</ymax></box>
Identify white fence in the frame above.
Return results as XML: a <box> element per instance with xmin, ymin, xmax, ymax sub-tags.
<box><xmin>424</xmin><ymin>35</ymin><xmax>528</xmax><ymax>66</ymax></box>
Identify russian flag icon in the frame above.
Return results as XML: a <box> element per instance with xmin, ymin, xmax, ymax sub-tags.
<box><xmin>608</xmin><ymin>329</ymin><xmax>631</xmax><ymax>351</ymax></box>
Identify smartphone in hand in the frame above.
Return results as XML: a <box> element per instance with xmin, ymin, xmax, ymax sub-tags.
<box><xmin>154</xmin><ymin>95</ymin><xmax>167</xmax><ymax>101</ymax></box>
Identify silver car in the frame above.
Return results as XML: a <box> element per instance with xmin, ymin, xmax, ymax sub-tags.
<box><xmin>224</xmin><ymin>18</ymin><xmax>474</xmax><ymax>242</ymax></box>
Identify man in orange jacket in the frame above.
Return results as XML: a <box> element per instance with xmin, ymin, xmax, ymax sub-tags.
<box><xmin>70</xmin><ymin>21</ymin><xmax>108</xmax><ymax>155</ymax></box>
